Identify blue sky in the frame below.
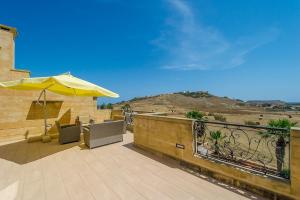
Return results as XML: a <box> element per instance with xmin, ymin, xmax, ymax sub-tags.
<box><xmin>1</xmin><ymin>0</ymin><xmax>299</xmax><ymax>103</ymax></box>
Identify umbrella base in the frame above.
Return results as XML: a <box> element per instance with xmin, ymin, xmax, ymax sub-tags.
<box><xmin>42</xmin><ymin>135</ymin><xmax>51</xmax><ymax>143</ymax></box>
<box><xmin>27</xmin><ymin>135</ymin><xmax>42</xmax><ymax>143</ymax></box>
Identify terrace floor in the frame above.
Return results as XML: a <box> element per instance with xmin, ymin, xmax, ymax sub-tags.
<box><xmin>0</xmin><ymin>132</ymin><xmax>263</xmax><ymax>200</ymax></box>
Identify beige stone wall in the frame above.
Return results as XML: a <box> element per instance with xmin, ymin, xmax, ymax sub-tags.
<box><xmin>0</xmin><ymin>25</ymin><xmax>15</xmax><ymax>73</ymax></box>
<box><xmin>0</xmin><ymin>25</ymin><xmax>26</xmax><ymax>81</ymax></box>
<box><xmin>0</xmin><ymin>89</ymin><xmax>99</xmax><ymax>142</ymax></box>
<box><xmin>111</xmin><ymin>109</ymin><xmax>123</xmax><ymax>121</ymax></box>
<box><xmin>0</xmin><ymin>25</ymin><xmax>105</xmax><ymax>142</ymax></box>
<box><xmin>111</xmin><ymin>109</ymin><xmax>123</xmax><ymax>116</ymax></box>
<box><xmin>134</xmin><ymin>114</ymin><xmax>300</xmax><ymax>199</ymax></box>
<box><xmin>94</xmin><ymin>109</ymin><xmax>112</xmax><ymax>122</ymax></box>
<box><xmin>290</xmin><ymin>127</ymin><xmax>300</xmax><ymax>198</ymax></box>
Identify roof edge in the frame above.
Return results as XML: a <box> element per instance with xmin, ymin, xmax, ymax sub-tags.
<box><xmin>0</xmin><ymin>24</ymin><xmax>18</xmax><ymax>38</ymax></box>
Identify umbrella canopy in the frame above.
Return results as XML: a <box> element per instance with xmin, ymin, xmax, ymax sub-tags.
<box><xmin>0</xmin><ymin>72</ymin><xmax>119</xmax><ymax>98</ymax></box>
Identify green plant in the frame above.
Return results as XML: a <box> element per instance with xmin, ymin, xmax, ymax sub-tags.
<box><xmin>106</xmin><ymin>103</ymin><xmax>113</xmax><ymax>109</ymax></box>
<box><xmin>268</xmin><ymin>119</ymin><xmax>297</xmax><ymax>129</ymax></box>
<box><xmin>186</xmin><ymin>111</ymin><xmax>204</xmax><ymax>120</ymax></box>
<box><xmin>268</xmin><ymin>119</ymin><xmax>297</xmax><ymax>174</ymax></box>
<box><xmin>209</xmin><ymin>131</ymin><xmax>225</xmax><ymax>155</ymax></box>
<box><xmin>214</xmin><ymin>114</ymin><xmax>226</xmax><ymax>122</ymax></box>
<box><xmin>280</xmin><ymin>168</ymin><xmax>290</xmax><ymax>179</ymax></box>
<box><xmin>175</xmin><ymin>91</ymin><xmax>213</xmax><ymax>98</ymax></box>
<box><xmin>121</xmin><ymin>104</ymin><xmax>131</xmax><ymax>112</ymax></box>
<box><xmin>100</xmin><ymin>103</ymin><xmax>106</xmax><ymax>109</ymax></box>
<box><xmin>237</xmin><ymin>102</ymin><xmax>246</xmax><ymax>106</ymax></box>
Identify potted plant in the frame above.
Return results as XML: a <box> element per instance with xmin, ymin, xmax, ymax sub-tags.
<box><xmin>268</xmin><ymin>119</ymin><xmax>297</xmax><ymax>176</ymax></box>
<box><xmin>209</xmin><ymin>130</ymin><xmax>224</xmax><ymax>155</ymax></box>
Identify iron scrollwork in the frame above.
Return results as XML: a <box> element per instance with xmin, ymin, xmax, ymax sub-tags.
<box><xmin>193</xmin><ymin>120</ymin><xmax>290</xmax><ymax>180</ymax></box>
<box><xmin>124</xmin><ymin>112</ymin><xmax>134</xmax><ymax>126</ymax></box>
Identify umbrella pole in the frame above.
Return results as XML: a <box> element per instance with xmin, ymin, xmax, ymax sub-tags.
<box><xmin>43</xmin><ymin>90</ymin><xmax>47</xmax><ymax>135</ymax></box>
<box><xmin>42</xmin><ymin>90</ymin><xmax>51</xmax><ymax>143</ymax></box>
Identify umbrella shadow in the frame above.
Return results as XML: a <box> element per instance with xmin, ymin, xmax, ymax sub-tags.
<box><xmin>47</xmin><ymin>109</ymin><xmax>72</xmax><ymax>135</ymax></box>
<box><xmin>26</xmin><ymin>101</ymin><xmax>63</xmax><ymax>120</ymax></box>
<box><xmin>0</xmin><ymin>108</ymin><xmax>79</xmax><ymax>165</ymax></box>
<box><xmin>0</xmin><ymin>139</ymin><xmax>81</xmax><ymax>165</ymax></box>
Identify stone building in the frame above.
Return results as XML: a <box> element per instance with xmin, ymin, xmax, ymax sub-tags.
<box><xmin>0</xmin><ymin>24</ymin><xmax>99</xmax><ymax>142</ymax></box>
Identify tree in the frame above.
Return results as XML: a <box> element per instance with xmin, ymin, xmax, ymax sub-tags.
<box><xmin>100</xmin><ymin>103</ymin><xmax>106</xmax><ymax>109</ymax></box>
<box><xmin>106</xmin><ymin>103</ymin><xmax>113</xmax><ymax>109</ymax></box>
<box><xmin>268</xmin><ymin>119</ymin><xmax>297</xmax><ymax>175</ymax></box>
<box><xmin>186</xmin><ymin>111</ymin><xmax>204</xmax><ymax>120</ymax></box>
<box><xmin>121</xmin><ymin>104</ymin><xmax>131</xmax><ymax>113</ymax></box>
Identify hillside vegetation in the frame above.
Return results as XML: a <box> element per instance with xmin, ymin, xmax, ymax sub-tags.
<box><xmin>114</xmin><ymin>91</ymin><xmax>261</xmax><ymax>114</ymax></box>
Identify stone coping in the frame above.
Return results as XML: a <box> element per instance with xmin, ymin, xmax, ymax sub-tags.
<box><xmin>10</xmin><ymin>69</ymin><xmax>31</xmax><ymax>74</ymax></box>
<box><xmin>0</xmin><ymin>24</ymin><xmax>18</xmax><ymax>38</ymax></box>
<box><xmin>135</xmin><ymin>113</ymin><xmax>193</xmax><ymax>124</ymax></box>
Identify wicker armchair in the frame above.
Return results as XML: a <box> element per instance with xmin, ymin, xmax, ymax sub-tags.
<box><xmin>55</xmin><ymin>121</ymin><xmax>81</xmax><ymax>144</ymax></box>
<box><xmin>77</xmin><ymin>115</ymin><xmax>95</xmax><ymax>132</ymax></box>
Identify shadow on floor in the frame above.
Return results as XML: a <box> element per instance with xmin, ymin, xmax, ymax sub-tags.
<box><xmin>123</xmin><ymin>143</ymin><xmax>265</xmax><ymax>200</ymax></box>
<box><xmin>0</xmin><ymin>139</ymin><xmax>84</xmax><ymax>165</ymax></box>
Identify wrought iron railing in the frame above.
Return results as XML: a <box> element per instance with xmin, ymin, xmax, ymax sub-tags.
<box><xmin>124</xmin><ymin>112</ymin><xmax>134</xmax><ymax>126</ymax></box>
<box><xmin>193</xmin><ymin>120</ymin><xmax>290</xmax><ymax>180</ymax></box>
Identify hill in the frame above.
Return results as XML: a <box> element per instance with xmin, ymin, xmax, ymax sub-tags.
<box><xmin>246</xmin><ymin>100</ymin><xmax>286</xmax><ymax>106</ymax></box>
<box><xmin>113</xmin><ymin>91</ymin><xmax>263</xmax><ymax>114</ymax></box>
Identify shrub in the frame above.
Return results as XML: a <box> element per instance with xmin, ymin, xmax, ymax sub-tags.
<box><xmin>208</xmin><ymin>112</ymin><xmax>214</xmax><ymax>116</ymax></box>
<box><xmin>129</xmin><ymin>96</ymin><xmax>148</xmax><ymax>102</ymax></box>
<box><xmin>186</xmin><ymin>111</ymin><xmax>204</xmax><ymax>120</ymax></box>
<box><xmin>237</xmin><ymin>102</ymin><xmax>246</xmax><ymax>106</ymax></box>
<box><xmin>99</xmin><ymin>103</ymin><xmax>106</xmax><ymax>109</ymax></box>
<box><xmin>121</xmin><ymin>104</ymin><xmax>132</xmax><ymax>112</ymax></box>
<box><xmin>106</xmin><ymin>103</ymin><xmax>113</xmax><ymax>109</ymax></box>
<box><xmin>214</xmin><ymin>114</ymin><xmax>226</xmax><ymax>122</ymax></box>
<box><xmin>268</xmin><ymin>119</ymin><xmax>297</xmax><ymax>130</ymax></box>
<box><xmin>281</xmin><ymin>168</ymin><xmax>290</xmax><ymax>179</ymax></box>
<box><xmin>176</xmin><ymin>91</ymin><xmax>213</xmax><ymax>98</ymax></box>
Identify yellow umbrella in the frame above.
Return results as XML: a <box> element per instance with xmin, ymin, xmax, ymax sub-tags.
<box><xmin>0</xmin><ymin>72</ymin><xmax>119</xmax><ymax>141</ymax></box>
<box><xmin>0</xmin><ymin>72</ymin><xmax>119</xmax><ymax>97</ymax></box>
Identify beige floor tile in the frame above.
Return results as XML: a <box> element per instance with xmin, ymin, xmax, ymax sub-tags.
<box><xmin>22</xmin><ymin>179</ymin><xmax>45</xmax><ymax>200</ymax></box>
<box><xmin>0</xmin><ymin>132</ymin><xmax>262</xmax><ymax>200</ymax></box>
